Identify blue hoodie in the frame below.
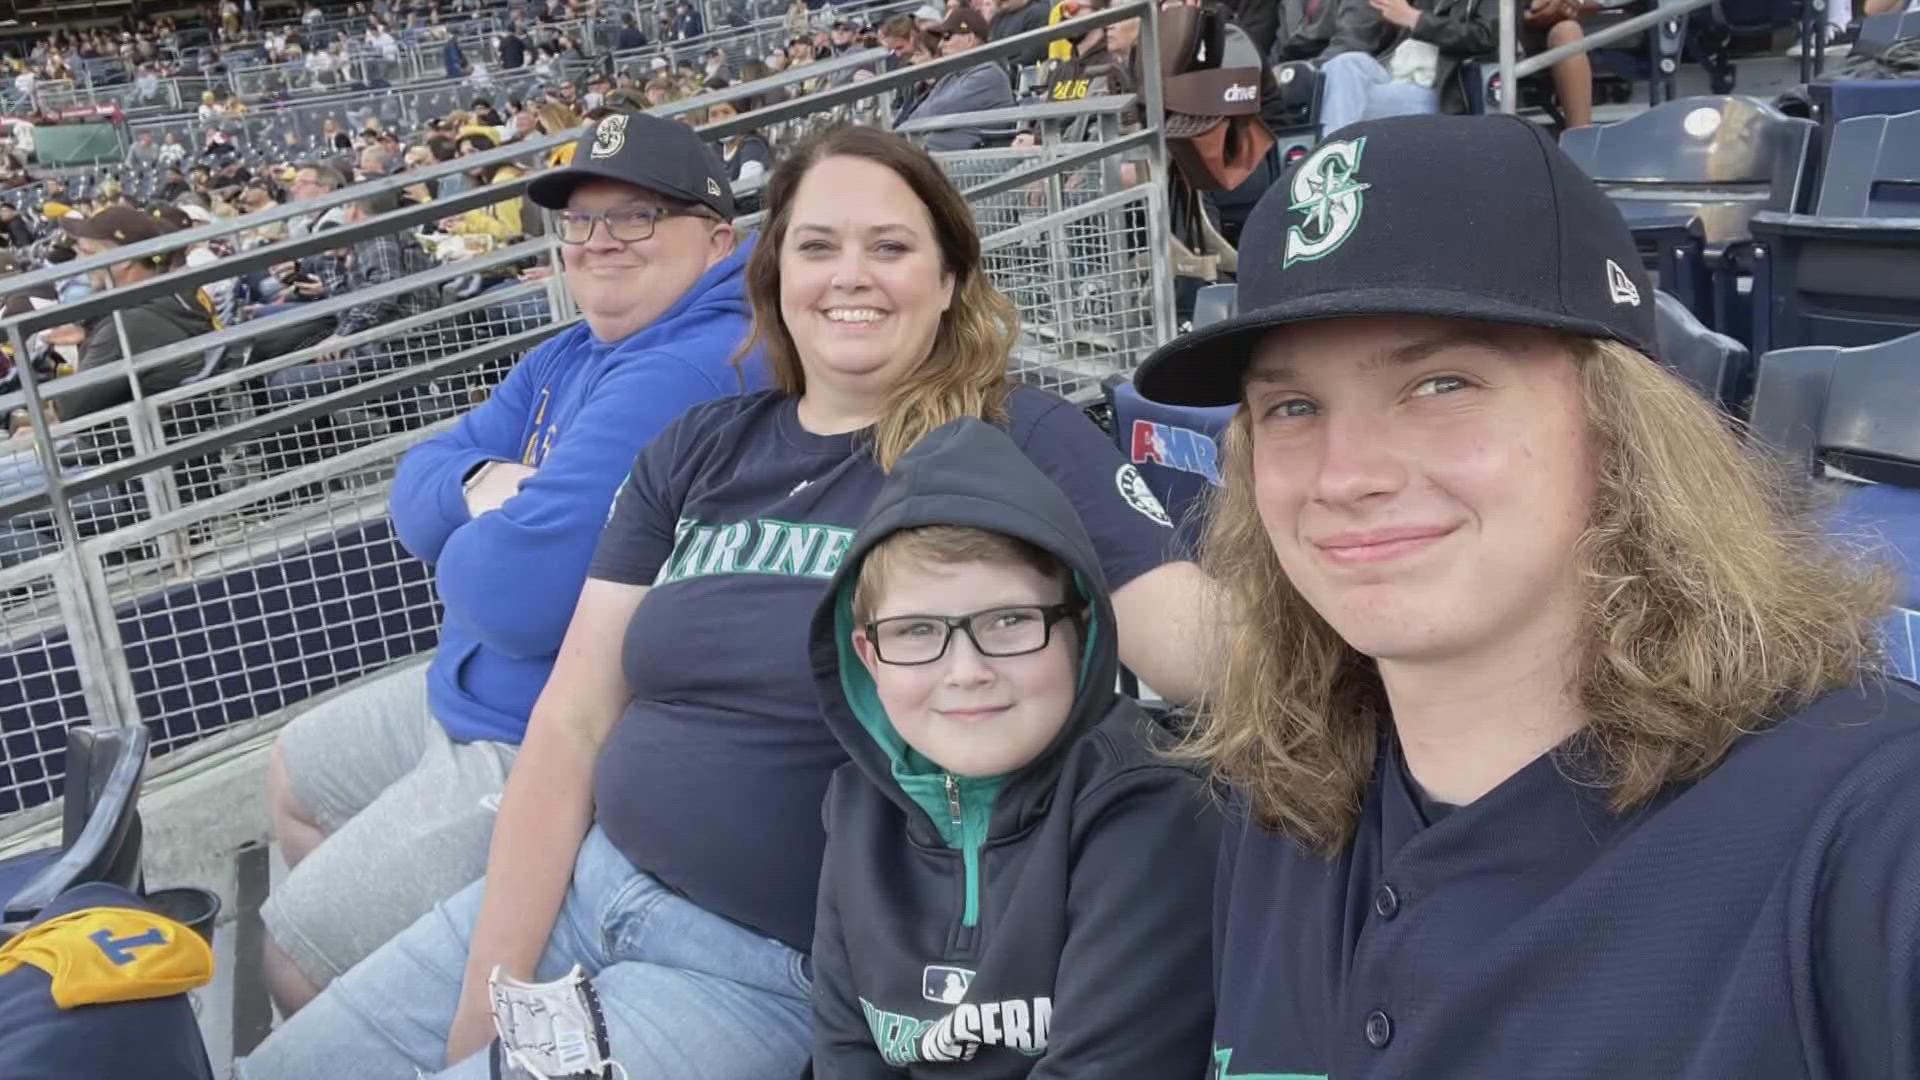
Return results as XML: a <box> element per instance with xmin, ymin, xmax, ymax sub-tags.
<box><xmin>390</xmin><ymin>237</ymin><xmax>765</xmax><ymax>745</ymax></box>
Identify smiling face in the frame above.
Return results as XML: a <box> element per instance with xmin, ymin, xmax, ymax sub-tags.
<box><xmin>855</xmin><ymin>557</ymin><xmax>1078</xmax><ymax>778</ymax></box>
<box><xmin>777</xmin><ymin>154</ymin><xmax>954</xmax><ymax>403</ymax></box>
<box><xmin>1243</xmin><ymin>316</ymin><xmax>1594</xmax><ymax>669</ymax></box>
<box><xmin>560</xmin><ymin>178</ymin><xmax>732</xmax><ymax>342</ymax></box>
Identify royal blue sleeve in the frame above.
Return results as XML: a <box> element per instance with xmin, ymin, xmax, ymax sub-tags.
<box><xmin>433</xmin><ymin>356</ymin><xmax>734</xmax><ymax>660</ymax></box>
<box><xmin>388</xmin><ymin>340</ymin><xmax>548</xmax><ymax>565</ymax></box>
<box><xmin>1013</xmin><ymin>390</ymin><xmax>1180</xmax><ymax>592</ymax></box>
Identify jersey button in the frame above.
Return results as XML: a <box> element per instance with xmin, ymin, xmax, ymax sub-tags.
<box><xmin>1365</xmin><ymin>1010</ymin><xmax>1393</xmax><ymax>1049</ymax></box>
<box><xmin>1372</xmin><ymin>883</ymin><xmax>1400</xmax><ymax>920</ymax></box>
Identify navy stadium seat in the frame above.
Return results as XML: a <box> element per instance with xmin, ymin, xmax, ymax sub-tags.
<box><xmin>1560</xmin><ymin>96</ymin><xmax>1816</xmax><ymax>338</ymax></box>
<box><xmin>1105</xmin><ymin>376</ymin><xmax>1233</xmax><ymax>548</ymax></box>
<box><xmin>1807</xmin><ymin>79</ymin><xmax>1920</xmax><ymax>134</ymax></box>
<box><xmin>1652</xmin><ymin>289</ymin><xmax>1753</xmax><ymax>413</ymax></box>
<box><xmin>1747</xmin><ymin>330</ymin><xmax>1920</xmax><ymax>681</ymax></box>
<box><xmin>1748</xmin><ymin>108</ymin><xmax>1920</xmax><ymax>352</ymax></box>
<box><xmin>0</xmin><ymin>726</ymin><xmax>147</xmax><ymax>940</ymax></box>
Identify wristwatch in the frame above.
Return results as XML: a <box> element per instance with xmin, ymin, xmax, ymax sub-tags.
<box><xmin>462</xmin><ymin>460</ymin><xmax>499</xmax><ymax>498</ymax></box>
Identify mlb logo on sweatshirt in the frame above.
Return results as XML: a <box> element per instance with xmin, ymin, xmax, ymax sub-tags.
<box><xmin>923</xmin><ymin>965</ymin><xmax>974</xmax><ymax>1004</ymax></box>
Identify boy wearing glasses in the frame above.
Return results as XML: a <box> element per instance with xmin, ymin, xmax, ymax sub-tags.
<box><xmin>259</xmin><ymin>111</ymin><xmax>766</xmax><ymax>1019</ymax></box>
<box><xmin>808</xmin><ymin>418</ymin><xmax>1218</xmax><ymax>1076</ymax></box>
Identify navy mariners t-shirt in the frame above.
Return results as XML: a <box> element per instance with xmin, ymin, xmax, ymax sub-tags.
<box><xmin>585</xmin><ymin>387</ymin><xmax>1178</xmax><ymax>952</ymax></box>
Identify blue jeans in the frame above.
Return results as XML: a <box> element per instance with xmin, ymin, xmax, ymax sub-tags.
<box><xmin>235</xmin><ymin>827</ymin><xmax>814</xmax><ymax>1080</ymax></box>
<box><xmin>1317</xmin><ymin>50</ymin><xmax>1442</xmax><ymax>137</ymax></box>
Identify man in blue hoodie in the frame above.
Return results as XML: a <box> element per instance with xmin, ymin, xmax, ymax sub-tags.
<box><xmin>258</xmin><ymin>111</ymin><xmax>766</xmax><ymax>1017</ymax></box>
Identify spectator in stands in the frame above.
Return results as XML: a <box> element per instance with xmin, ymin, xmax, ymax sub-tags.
<box><xmin>242</xmin><ymin>112</ymin><xmax>765</xmax><ymax>1037</ymax></box>
<box><xmin>128</xmin><ymin>130</ymin><xmax>160</xmax><ymax>167</ymax></box>
<box><xmin>1268</xmin><ymin>0</ymin><xmax>1382</xmax><ymax>65</ymax></box>
<box><xmin>709</xmin><ymin>97</ymin><xmax>772</xmax><ymax>185</ymax></box>
<box><xmin>441</xmin><ymin>131</ymin><xmax>525</xmax><ymax>241</ymax></box>
<box><xmin>53</xmin><ymin>207</ymin><xmax>213</xmax><ymax>419</ymax></box>
<box><xmin>0</xmin><ymin>204</ymin><xmax>32</xmax><ymax>248</ymax></box>
<box><xmin>1314</xmin><ymin>0</ymin><xmax>1495</xmax><ymax>134</ymax></box>
<box><xmin>673</xmin><ymin>0</ymin><xmax>705</xmax><ymax>40</ymax></box>
<box><xmin>356</xmin><ymin>142</ymin><xmax>394</xmax><ymax>180</ymax></box>
<box><xmin>498</xmin><ymin>24</ymin><xmax>528</xmax><ymax>69</ymax></box>
<box><xmin>442</xmin><ymin>32</ymin><xmax>469</xmax><ymax>78</ymax></box>
<box><xmin>1521</xmin><ymin>0</ymin><xmax>1593</xmax><ymax>129</ymax></box>
<box><xmin>285</xmin><ymin>162</ymin><xmax>348</xmax><ymax>239</ymax></box>
<box><xmin>617</xmin><ymin>13</ymin><xmax>649</xmax><ymax>49</ymax></box>
<box><xmin>897</xmin><ymin>8</ymin><xmax>1016</xmax><ymax>150</ymax></box>
<box><xmin>880</xmin><ymin>13</ymin><xmax>919</xmax><ymax>65</ymax></box>
<box><xmin>240</xmin><ymin>122</ymin><xmax>1209</xmax><ymax>1080</ymax></box>
<box><xmin>988</xmin><ymin>0</ymin><xmax>1052</xmax><ymax>67</ymax></box>
<box><xmin>261</xmin><ymin>187</ymin><xmax>436</xmax><ymax>404</ymax></box>
<box><xmin>1140</xmin><ymin>113</ymin><xmax>1920</xmax><ymax>1078</ymax></box>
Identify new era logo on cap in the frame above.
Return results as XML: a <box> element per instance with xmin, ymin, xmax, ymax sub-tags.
<box><xmin>1606</xmin><ymin>259</ymin><xmax>1642</xmax><ymax>307</ymax></box>
<box><xmin>707</xmin><ymin>177</ymin><xmax>722</xmax><ymax>198</ymax></box>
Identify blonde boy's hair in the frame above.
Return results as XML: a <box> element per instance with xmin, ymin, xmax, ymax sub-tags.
<box><xmin>852</xmin><ymin>526</ymin><xmax>1069</xmax><ymax>625</ymax></box>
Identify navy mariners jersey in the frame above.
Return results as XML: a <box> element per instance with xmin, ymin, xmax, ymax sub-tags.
<box><xmin>1211</xmin><ymin>678</ymin><xmax>1920</xmax><ymax>1079</ymax></box>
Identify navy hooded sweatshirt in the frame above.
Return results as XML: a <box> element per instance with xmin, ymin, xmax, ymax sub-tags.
<box><xmin>809</xmin><ymin>418</ymin><xmax>1220</xmax><ymax>1078</ymax></box>
<box><xmin>1210</xmin><ymin>675</ymin><xmax>1920</xmax><ymax>1079</ymax></box>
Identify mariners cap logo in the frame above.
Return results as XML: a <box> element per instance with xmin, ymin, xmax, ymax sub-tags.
<box><xmin>1606</xmin><ymin>259</ymin><xmax>1642</xmax><ymax>307</ymax></box>
<box><xmin>590</xmin><ymin>114</ymin><xmax>628</xmax><ymax>159</ymax></box>
<box><xmin>1284</xmin><ymin>137</ymin><xmax>1370</xmax><ymax>268</ymax></box>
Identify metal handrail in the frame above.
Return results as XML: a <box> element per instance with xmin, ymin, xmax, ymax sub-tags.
<box><xmin>895</xmin><ymin>94</ymin><xmax>1139</xmax><ymax>134</ymax></box>
<box><xmin>1499</xmin><ymin>0</ymin><xmax>1719</xmax><ymax>107</ymax></box>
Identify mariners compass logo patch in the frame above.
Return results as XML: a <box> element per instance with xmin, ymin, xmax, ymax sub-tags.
<box><xmin>1284</xmin><ymin>137</ymin><xmax>1370</xmax><ymax>268</ymax></box>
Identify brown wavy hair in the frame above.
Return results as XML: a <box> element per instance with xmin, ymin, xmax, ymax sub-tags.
<box><xmin>1179</xmin><ymin>335</ymin><xmax>1897</xmax><ymax>854</ymax></box>
<box><xmin>739</xmin><ymin>125</ymin><xmax>1017</xmax><ymax>471</ymax></box>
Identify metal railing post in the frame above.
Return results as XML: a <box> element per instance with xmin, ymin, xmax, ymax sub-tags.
<box><xmin>1498</xmin><ymin>0</ymin><xmax>1518</xmax><ymax>114</ymax></box>
<box><xmin>5</xmin><ymin>323</ymin><xmax>143</xmax><ymax>731</ymax></box>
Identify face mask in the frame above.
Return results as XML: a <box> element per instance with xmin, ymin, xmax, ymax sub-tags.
<box><xmin>583</xmin><ymin>91</ymin><xmax>603</xmax><ymax>109</ymax></box>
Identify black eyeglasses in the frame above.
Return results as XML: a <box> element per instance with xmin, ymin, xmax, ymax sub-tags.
<box><xmin>553</xmin><ymin>205</ymin><xmax>710</xmax><ymax>245</ymax></box>
<box><xmin>865</xmin><ymin>603</ymin><xmax>1080</xmax><ymax>666</ymax></box>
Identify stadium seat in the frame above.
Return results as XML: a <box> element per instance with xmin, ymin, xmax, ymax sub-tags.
<box><xmin>1748</xmin><ymin>108</ymin><xmax>1920</xmax><ymax>353</ymax></box>
<box><xmin>0</xmin><ymin>726</ymin><xmax>148</xmax><ymax>940</ymax></box>
<box><xmin>1559</xmin><ymin>96</ymin><xmax>1817</xmax><ymax>337</ymax></box>
<box><xmin>1270</xmin><ymin>61</ymin><xmax>1323</xmax><ymax>164</ymax></box>
<box><xmin>1652</xmin><ymin>289</ymin><xmax>1753</xmax><ymax>414</ymax></box>
<box><xmin>1747</xmin><ymin>330</ymin><xmax>1920</xmax><ymax>681</ymax></box>
<box><xmin>1807</xmin><ymin>79</ymin><xmax>1920</xmax><ymax>134</ymax></box>
<box><xmin>1852</xmin><ymin>9</ymin><xmax>1920</xmax><ymax>60</ymax></box>
<box><xmin>1192</xmin><ymin>282</ymin><xmax>1238</xmax><ymax>331</ymax></box>
<box><xmin>1105</xmin><ymin>376</ymin><xmax>1232</xmax><ymax>546</ymax></box>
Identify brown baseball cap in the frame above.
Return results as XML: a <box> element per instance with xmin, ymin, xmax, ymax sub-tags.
<box><xmin>934</xmin><ymin>7</ymin><xmax>989</xmax><ymax>39</ymax></box>
<box><xmin>60</xmin><ymin>205</ymin><xmax>178</xmax><ymax>246</ymax></box>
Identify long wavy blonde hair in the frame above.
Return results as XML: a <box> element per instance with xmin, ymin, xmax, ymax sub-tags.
<box><xmin>740</xmin><ymin>126</ymin><xmax>1019</xmax><ymax>471</ymax></box>
<box><xmin>1179</xmin><ymin>334</ymin><xmax>1897</xmax><ymax>854</ymax></box>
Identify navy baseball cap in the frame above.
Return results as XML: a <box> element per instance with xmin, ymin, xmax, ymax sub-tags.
<box><xmin>1134</xmin><ymin>114</ymin><xmax>1657</xmax><ymax>407</ymax></box>
<box><xmin>528</xmin><ymin>110</ymin><xmax>735</xmax><ymax>219</ymax></box>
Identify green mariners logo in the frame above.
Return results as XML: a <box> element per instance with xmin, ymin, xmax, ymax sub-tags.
<box><xmin>1283</xmin><ymin>137</ymin><xmax>1370</xmax><ymax>268</ymax></box>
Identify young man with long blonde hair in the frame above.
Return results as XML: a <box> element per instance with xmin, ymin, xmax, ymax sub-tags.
<box><xmin>1136</xmin><ymin>114</ymin><xmax>1920</xmax><ymax>1078</ymax></box>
